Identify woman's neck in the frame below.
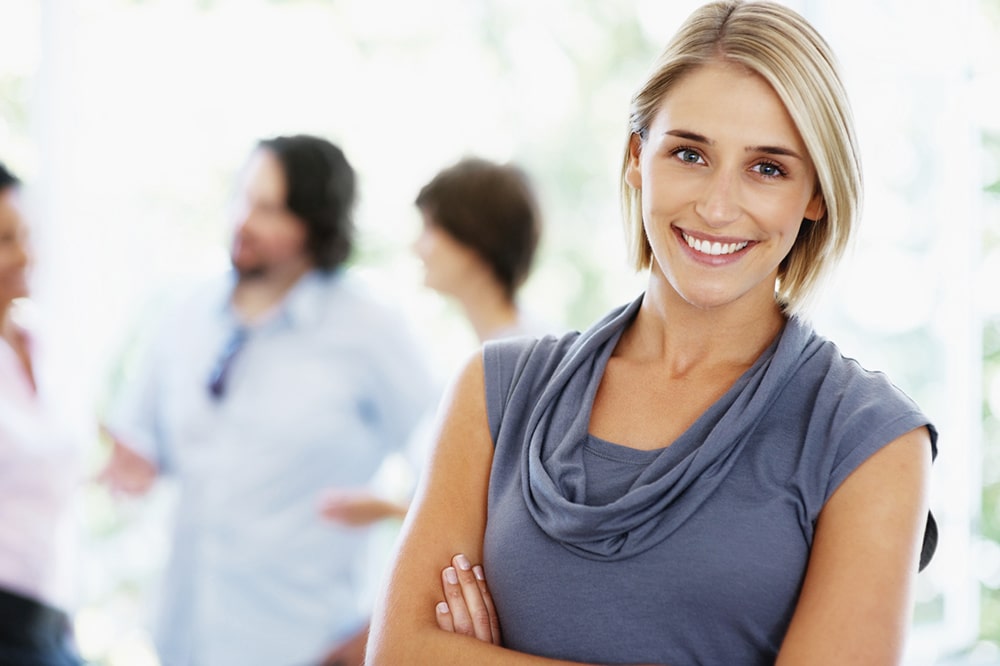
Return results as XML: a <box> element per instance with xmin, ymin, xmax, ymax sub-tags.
<box><xmin>0</xmin><ymin>300</ymin><xmax>19</xmax><ymax>346</ymax></box>
<box><xmin>622</xmin><ymin>272</ymin><xmax>786</xmax><ymax>376</ymax></box>
<box><xmin>1</xmin><ymin>299</ymin><xmax>35</xmax><ymax>390</ymax></box>
<box><xmin>449</xmin><ymin>273</ymin><xmax>520</xmax><ymax>343</ymax></box>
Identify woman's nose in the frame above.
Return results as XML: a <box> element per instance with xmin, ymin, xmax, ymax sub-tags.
<box><xmin>412</xmin><ymin>229</ymin><xmax>432</xmax><ymax>259</ymax></box>
<box><xmin>694</xmin><ymin>169</ymin><xmax>741</xmax><ymax>227</ymax></box>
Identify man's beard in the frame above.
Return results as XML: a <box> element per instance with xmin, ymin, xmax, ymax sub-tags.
<box><xmin>232</xmin><ymin>259</ymin><xmax>268</xmax><ymax>281</ymax></box>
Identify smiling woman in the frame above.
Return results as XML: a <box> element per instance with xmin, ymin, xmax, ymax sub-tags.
<box><xmin>620</xmin><ymin>8</ymin><xmax>858</xmax><ymax>316</ymax></box>
<box><xmin>624</xmin><ymin>62</ymin><xmax>827</xmax><ymax>312</ymax></box>
<box><xmin>0</xmin><ymin>0</ymin><xmax>986</xmax><ymax>662</ymax></box>
<box><xmin>366</xmin><ymin>2</ymin><xmax>937</xmax><ymax>665</ymax></box>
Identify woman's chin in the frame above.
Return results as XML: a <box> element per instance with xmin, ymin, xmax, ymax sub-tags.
<box><xmin>675</xmin><ymin>285</ymin><xmax>739</xmax><ymax>312</ymax></box>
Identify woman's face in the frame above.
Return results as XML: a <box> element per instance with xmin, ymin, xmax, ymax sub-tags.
<box><xmin>0</xmin><ymin>187</ymin><xmax>31</xmax><ymax>307</ymax></box>
<box><xmin>626</xmin><ymin>61</ymin><xmax>824</xmax><ymax>312</ymax></box>
<box><xmin>412</xmin><ymin>210</ymin><xmax>483</xmax><ymax>297</ymax></box>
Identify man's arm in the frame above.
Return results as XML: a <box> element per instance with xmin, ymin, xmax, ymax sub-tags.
<box><xmin>97</xmin><ymin>428</ymin><xmax>158</xmax><ymax>496</ymax></box>
<box><xmin>317</xmin><ymin>488</ymin><xmax>408</xmax><ymax>526</ymax></box>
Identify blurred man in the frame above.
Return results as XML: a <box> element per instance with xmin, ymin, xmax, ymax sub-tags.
<box><xmin>101</xmin><ymin>135</ymin><xmax>431</xmax><ymax>666</ymax></box>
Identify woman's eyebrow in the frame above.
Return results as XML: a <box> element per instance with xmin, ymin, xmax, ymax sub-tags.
<box><xmin>664</xmin><ymin>129</ymin><xmax>711</xmax><ymax>144</ymax></box>
<box><xmin>664</xmin><ymin>130</ymin><xmax>804</xmax><ymax>161</ymax></box>
<box><xmin>748</xmin><ymin>144</ymin><xmax>805</xmax><ymax>160</ymax></box>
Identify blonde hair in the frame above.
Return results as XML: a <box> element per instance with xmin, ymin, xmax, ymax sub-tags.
<box><xmin>620</xmin><ymin>0</ymin><xmax>862</xmax><ymax>312</ymax></box>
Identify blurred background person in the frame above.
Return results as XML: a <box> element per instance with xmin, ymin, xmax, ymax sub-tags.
<box><xmin>319</xmin><ymin>156</ymin><xmax>554</xmax><ymax>530</ymax></box>
<box><xmin>99</xmin><ymin>135</ymin><xmax>432</xmax><ymax>666</ymax></box>
<box><xmin>0</xmin><ymin>161</ymin><xmax>85</xmax><ymax>665</ymax></box>
<box><xmin>413</xmin><ymin>156</ymin><xmax>549</xmax><ymax>342</ymax></box>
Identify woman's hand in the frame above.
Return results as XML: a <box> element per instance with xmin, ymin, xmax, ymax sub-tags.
<box><xmin>434</xmin><ymin>553</ymin><xmax>501</xmax><ymax>646</ymax></box>
<box><xmin>432</xmin><ymin>554</ymin><xmax>669</xmax><ymax>666</ymax></box>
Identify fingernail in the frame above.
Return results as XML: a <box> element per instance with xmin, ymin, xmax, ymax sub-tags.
<box><xmin>444</xmin><ymin>567</ymin><xmax>458</xmax><ymax>584</ymax></box>
<box><xmin>473</xmin><ymin>565</ymin><xmax>484</xmax><ymax>580</ymax></box>
<box><xmin>456</xmin><ymin>554</ymin><xmax>472</xmax><ymax>571</ymax></box>
<box><xmin>436</xmin><ymin>602</ymin><xmax>449</xmax><ymax>614</ymax></box>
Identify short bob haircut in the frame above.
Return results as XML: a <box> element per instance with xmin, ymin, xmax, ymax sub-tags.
<box><xmin>620</xmin><ymin>0</ymin><xmax>862</xmax><ymax>313</ymax></box>
<box><xmin>416</xmin><ymin>157</ymin><xmax>542</xmax><ymax>301</ymax></box>
<box><xmin>258</xmin><ymin>134</ymin><xmax>357</xmax><ymax>271</ymax></box>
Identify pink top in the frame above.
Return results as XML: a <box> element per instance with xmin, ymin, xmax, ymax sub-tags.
<box><xmin>0</xmin><ymin>318</ymin><xmax>81</xmax><ymax>608</ymax></box>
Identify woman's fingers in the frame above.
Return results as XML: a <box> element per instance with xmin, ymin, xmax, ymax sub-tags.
<box><xmin>435</xmin><ymin>601</ymin><xmax>455</xmax><ymax>632</ymax></box>
<box><xmin>473</xmin><ymin>564</ymin><xmax>502</xmax><ymax>645</ymax></box>
<box><xmin>439</xmin><ymin>553</ymin><xmax>496</xmax><ymax>643</ymax></box>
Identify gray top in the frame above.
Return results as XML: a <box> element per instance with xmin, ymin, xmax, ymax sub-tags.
<box><xmin>482</xmin><ymin>294</ymin><xmax>936</xmax><ymax>665</ymax></box>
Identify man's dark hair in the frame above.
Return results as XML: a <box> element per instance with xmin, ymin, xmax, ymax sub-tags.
<box><xmin>416</xmin><ymin>157</ymin><xmax>542</xmax><ymax>299</ymax></box>
<box><xmin>0</xmin><ymin>161</ymin><xmax>20</xmax><ymax>191</ymax></box>
<box><xmin>257</xmin><ymin>135</ymin><xmax>356</xmax><ymax>271</ymax></box>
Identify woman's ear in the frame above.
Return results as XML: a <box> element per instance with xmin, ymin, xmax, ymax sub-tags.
<box><xmin>625</xmin><ymin>133</ymin><xmax>643</xmax><ymax>190</ymax></box>
<box><xmin>804</xmin><ymin>191</ymin><xmax>826</xmax><ymax>222</ymax></box>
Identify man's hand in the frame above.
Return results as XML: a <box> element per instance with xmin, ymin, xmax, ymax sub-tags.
<box><xmin>317</xmin><ymin>488</ymin><xmax>407</xmax><ymax>526</ymax></box>
<box><xmin>96</xmin><ymin>429</ymin><xmax>157</xmax><ymax>496</ymax></box>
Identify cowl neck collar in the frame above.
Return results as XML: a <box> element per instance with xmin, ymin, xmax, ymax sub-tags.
<box><xmin>521</xmin><ymin>293</ymin><xmax>822</xmax><ymax>561</ymax></box>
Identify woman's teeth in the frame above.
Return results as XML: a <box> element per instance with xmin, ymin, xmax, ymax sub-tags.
<box><xmin>682</xmin><ymin>232</ymin><xmax>749</xmax><ymax>256</ymax></box>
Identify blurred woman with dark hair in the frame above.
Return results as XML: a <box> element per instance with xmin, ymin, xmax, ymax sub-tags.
<box><xmin>0</xmin><ymin>161</ymin><xmax>85</xmax><ymax>665</ymax></box>
<box><xmin>413</xmin><ymin>156</ymin><xmax>550</xmax><ymax>342</ymax></box>
<box><xmin>319</xmin><ymin>157</ymin><xmax>556</xmax><ymax>531</ymax></box>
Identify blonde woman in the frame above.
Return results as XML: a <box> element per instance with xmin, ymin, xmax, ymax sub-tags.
<box><xmin>368</xmin><ymin>2</ymin><xmax>936</xmax><ymax>664</ymax></box>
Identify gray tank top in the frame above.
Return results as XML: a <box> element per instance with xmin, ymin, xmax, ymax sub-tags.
<box><xmin>482</xmin><ymin>295</ymin><xmax>936</xmax><ymax>665</ymax></box>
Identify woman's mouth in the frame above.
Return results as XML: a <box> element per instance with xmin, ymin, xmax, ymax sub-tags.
<box><xmin>680</xmin><ymin>231</ymin><xmax>749</xmax><ymax>256</ymax></box>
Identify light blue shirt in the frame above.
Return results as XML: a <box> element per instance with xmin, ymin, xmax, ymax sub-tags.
<box><xmin>108</xmin><ymin>269</ymin><xmax>432</xmax><ymax>666</ymax></box>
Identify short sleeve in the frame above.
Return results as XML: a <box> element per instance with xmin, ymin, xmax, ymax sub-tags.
<box><xmin>823</xmin><ymin>368</ymin><xmax>936</xmax><ymax>504</ymax></box>
<box><xmin>815</xmin><ymin>360</ymin><xmax>938</xmax><ymax>570</ymax></box>
<box><xmin>483</xmin><ymin>335</ymin><xmax>563</xmax><ymax>447</ymax></box>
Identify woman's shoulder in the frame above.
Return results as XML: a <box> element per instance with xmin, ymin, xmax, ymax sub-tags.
<box><xmin>483</xmin><ymin>329</ymin><xmax>579</xmax><ymax>380</ymax></box>
<box><xmin>785</xmin><ymin>316</ymin><xmax>936</xmax><ymax>458</ymax></box>
<box><xmin>480</xmin><ymin>330</ymin><xmax>581</xmax><ymax>437</ymax></box>
<box><xmin>792</xmin><ymin>318</ymin><xmax>922</xmax><ymax>412</ymax></box>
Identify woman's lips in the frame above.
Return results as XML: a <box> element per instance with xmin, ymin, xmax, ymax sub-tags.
<box><xmin>675</xmin><ymin>227</ymin><xmax>755</xmax><ymax>264</ymax></box>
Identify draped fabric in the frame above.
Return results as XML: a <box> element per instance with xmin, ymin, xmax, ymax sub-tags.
<box><xmin>483</xmin><ymin>294</ymin><xmax>938</xmax><ymax>663</ymax></box>
<box><xmin>516</xmin><ymin>293</ymin><xmax>936</xmax><ymax>565</ymax></box>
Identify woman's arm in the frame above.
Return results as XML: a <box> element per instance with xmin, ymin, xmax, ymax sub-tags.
<box><xmin>776</xmin><ymin>426</ymin><xmax>933</xmax><ymax>665</ymax></box>
<box><xmin>366</xmin><ymin>353</ymin><xmax>611</xmax><ymax>666</ymax></box>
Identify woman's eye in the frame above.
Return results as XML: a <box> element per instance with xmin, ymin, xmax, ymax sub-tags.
<box><xmin>675</xmin><ymin>149</ymin><xmax>702</xmax><ymax>164</ymax></box>
<box><xmin>754</xmin><ymin>162</ymin><xmax>785</xmax><ymax>178</ymax></box>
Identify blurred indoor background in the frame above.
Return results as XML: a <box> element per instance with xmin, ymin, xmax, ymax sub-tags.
<box><xmin>0</xmin><ymin>0</ymin><xmax>998</xmax><ymax>663</ymax></box>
